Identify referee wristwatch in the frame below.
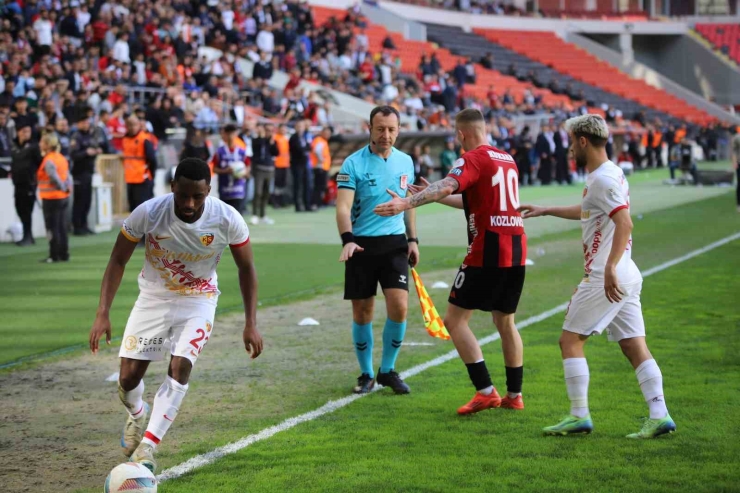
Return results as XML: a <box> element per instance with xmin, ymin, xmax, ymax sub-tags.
<box><xmin>407</xmin><ymin>237</ymin><xmax>419</xmax><ymax>244</ymax></box>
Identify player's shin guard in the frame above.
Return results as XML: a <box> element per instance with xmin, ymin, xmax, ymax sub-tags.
<box><xmin>119</xmin><ymin>380</ymin><xmax>145</xmax><ymax>419</ymax></box>
<box><xmin>635</xmin><ymin>359</ymin><xmax>668</xmax><ymax>419</ymax></box>
<box><xmin>380</xmin><ymin>319</ymin><xmax>406</xmax><ymax>373</ymax></box>
<box><xmin>465</xmin><ymin>360</ymin><xmax>494</xmax><ymax>394</ymax></box>
<box><xmin>563</xmin><ymin>358</ymin><xmax>590</xmax><ymax>418</ymax></box>
<box><xmin>352</xmin><ymin>322</ymin><xmax>374</xmax><ymax>378</ymax></box>
<box><xmin>505</xmin><ymin>366</ymin><xmax>523</xmax><ymax>396</ymax></box>
<box><xmin>141</xmin><ymin>376</ymin><xmax>189</xmax><ymax>449</ymax></box>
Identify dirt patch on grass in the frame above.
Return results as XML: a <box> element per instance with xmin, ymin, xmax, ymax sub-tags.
<box><xmin>0</xmin><ymin>270</ymin><xmax>457</xmax><ymax>493</ymax></box>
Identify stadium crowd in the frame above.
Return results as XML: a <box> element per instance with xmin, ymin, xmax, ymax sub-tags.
<box><xmin>0</xmin><ymin>0</ymin><xmax>727</xmax><ymax>255</ymax></box>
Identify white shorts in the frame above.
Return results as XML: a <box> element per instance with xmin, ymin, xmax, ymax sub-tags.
<box><xmin>563</xmin><ymin>282</ymin><xmax>645</xmax><ymax>342</ymax></box>
<box><xmin>118</xmin><ymin>293</ymin><xmax>218</xmax><ymax>366</ymax></box>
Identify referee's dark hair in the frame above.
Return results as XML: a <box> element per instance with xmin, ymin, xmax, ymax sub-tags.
<box><xmin>175</xmin><ymin>157</ymin><xmax>212</xmax><ymax>185</ymax></box>
<box><xmin>369</xmin><ymin>105</ymin><xmax>400</xmax><ymax>126</ymax></box>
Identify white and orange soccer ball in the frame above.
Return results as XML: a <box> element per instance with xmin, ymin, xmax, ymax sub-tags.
<box><xmin>104</xmin><ymin>462</ymin><xmax>157</xmax><ymax>493</ymax></box>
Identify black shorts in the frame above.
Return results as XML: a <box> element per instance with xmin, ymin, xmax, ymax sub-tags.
<box><xmin>448</xmin><ymin>265</ymin><xmax>525</xmax><ymax>314</ymax></box>
<box><xmin>344</xmin><ymin>247</ymin><xmax>410</xmax><ymax>300</ymax></box>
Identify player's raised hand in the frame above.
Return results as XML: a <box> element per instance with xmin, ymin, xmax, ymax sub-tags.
<box><xmin>339</xmin><ymin>242</ymin><xmax>364</xmax><ymax>262</ymax></box>
<box><xmin>89</xmin><ymin>313</ymin><xmax>112</xmax><ymax>354</ymax></box>
<box><xmin>408</xmin><ymin>177</ymin><xmax>431</xmax><ymax>195</ymax></box>
<box><xmin>374</xmin><ymin>189</ymin><xmax>409</xmax><ymax>217</ymax></box>
<box><xmin>243</xmin><ymin>325</ymin><xmax>263</xmax><ymax>359</ymax></box>
<box><xmin>604</xmin><ymin>266</ymin><xmax>624</xmax><ymax>303</ymax></box>
<box><xmin>518</xmin><ymin>204</ymin><xmax>546</xmax><ymax>219</ymax></box>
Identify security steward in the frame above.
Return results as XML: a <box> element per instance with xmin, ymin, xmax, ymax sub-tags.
<box><xmin>310</xmin><ymin>126</ymin><xmax>332</xmax><ymax>209</ymax></box>
<box><xmin>70</xmin><ymin>116</ymin><xmax>111</xmax><ymax>235</ymax></box>
<box><xmin>38</xmin><ymin>132</ymin><xmax>72</xmax><ymax>263</ymax></box>
<box><xmin>122</xmin><ymin>114</ymin><xmax>158</xmax><ymax>211</ymax></box>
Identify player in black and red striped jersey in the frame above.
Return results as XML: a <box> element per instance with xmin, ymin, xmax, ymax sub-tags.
<box><xmin>375</xmin><ymin>108</ymin><xmax>527</xmax><ymax>415</ymax></box>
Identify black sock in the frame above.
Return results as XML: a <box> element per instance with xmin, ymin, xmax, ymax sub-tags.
<box><xmin>465</xmin><ymin>361</ymin><xmax>493</xmax><ymax>391</ymax></box>
<box><xmin>505</xmin><ymin>366</ymin><xmax>523</xmax><ymax>394</ymax></box>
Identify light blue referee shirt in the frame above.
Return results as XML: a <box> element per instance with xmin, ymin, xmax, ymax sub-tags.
<box><xmin>337</xmin><ymin>145</ymin><xmax>415</xmax><ymax>237</ymax></box>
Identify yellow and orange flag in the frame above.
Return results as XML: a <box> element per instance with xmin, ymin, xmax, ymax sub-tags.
<box><xmin>411</xmin><ymin>268</ymin><xmax>450</xmax><ymax>341</ymax></box>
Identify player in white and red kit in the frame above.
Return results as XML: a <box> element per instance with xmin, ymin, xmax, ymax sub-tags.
<box><xmin>88</xmin><ymin>158</ymin><xmax>263</xmax><ymax>472</ymax></box>
<box><xmin>519</xmin><ymin>114</ymin><xmax>676</xmax><ymax>439</ymax></box>
<box><xmin>375</xmin><ymin>108</ymin><xmax>527</xmax><ymax>414</ymax></box>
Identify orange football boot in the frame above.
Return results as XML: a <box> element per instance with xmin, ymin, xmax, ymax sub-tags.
<box><xmin>500</xmin><ymin>394</ymin><xmax>524</xmax><ymax>410</ymax></box>
<box><xmin>457</xmin><ymin>388</ymin><xmax>502</xmax><ymax>415</ymax></box>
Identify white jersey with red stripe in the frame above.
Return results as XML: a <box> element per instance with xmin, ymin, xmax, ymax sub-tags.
<box><xmin>580</xmin><ymin>161</ymin><xmax>641</xmax><ymax>286</ymax></box>
<box><xmin>121</xmin><ymin>194</ymin><xmax>250</xmax><ymax>298</ymax></box>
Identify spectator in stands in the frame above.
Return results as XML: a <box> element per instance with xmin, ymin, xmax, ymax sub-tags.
<box><xmin>536</xmin><ymin>124</ymin><xmax>555</xmax><ymax>185</ymax></box>
<box><xmin>251</xmin><ymin>123</ymin><xmax>280</xmax><ymax>224</ymax></box>
<box><xmin>54</xmin><ymin>118</ymin><xmax>72</xmax><ymax>161</ymax></box>
<box><xmin>554</xmin><ymin>121</ymin><xmax>571</xmax><ymax>185</ymax></box>
<box><xmin>289</xmin><ymin>119</ymin><xmax>312</xmax><ymax>212</ymax></box>
<box><xmin>480</xmin><ymin>53</ymin><xmax>494</xmax><ymax>70</ymax></box>
<box><xmin>70</xmin><ymin>114</ymin><xmax>110</xmax><ymax>236</ymax></box>
<box><xmin>253</xmin><ymin>51</ymin><xmax>274</xmax><ymax>81</ymax></box>
<box><xmin>382</xmin><ymin>35</ymin><xmax>396</xmax><ymax>50</ymax></box>
<box><xmin>439</xmin><ymin>138</ymin><xmax>458</xmax><ymax>177</ymax></box>
<box><xmin>730</xmin><ymin>127</ymin><xmax>740</xmax><ymax>212</ymax></box>
<box><xmin>38</xmin><ymin>131</ymin><xmax>71</xmax><ymax>263</ymax></box>
<box><xmin>10</xmin><ymin>123</ymin><xmax>41</xmax><ymax>246</ymax></box>
<box><xmin>0</xmin><ymin>111</ymin><xmax>12</xmax><ymax>178</ymax></box>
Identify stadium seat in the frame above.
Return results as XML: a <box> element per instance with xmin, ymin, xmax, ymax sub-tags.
<box><xmin>473</xmin><ymin>29</ymin><xmax>715</xmax><ymax>125</ymax></box>
<box><xmin>695</xmin><ymin>23</ymin><xmax>740</xmax><ymax>66</ymax></box>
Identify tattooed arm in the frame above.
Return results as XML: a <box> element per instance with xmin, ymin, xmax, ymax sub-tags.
<box><xmin>374</xmin><ymin>177</ymin><xmax>460</xmax><ymax>217</ymax></box>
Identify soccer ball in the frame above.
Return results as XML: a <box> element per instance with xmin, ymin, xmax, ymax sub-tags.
<box><xmin>231</xmin><ymin>161</ymin><xmax>248</xmax><ymax>179</ymax></box>
<box><xmin>104</xmin><ymin>462</ymin><xmax>157</xmax><ymax>492</ymax></box>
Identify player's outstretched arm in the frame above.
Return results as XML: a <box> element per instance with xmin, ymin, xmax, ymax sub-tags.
<box><xmin>374</xmin><ymin>177</ymin><xmax>459</xmax><ymax>216</ymax></box>
<box><xmin>231</xmin><ymin>241</ymin><xmax>263</xmax><ymax>359</ymax></box>
<box><xmin>336</xmin><ymin>188</ymin><xmax>364</xmax><ymax>262</ymax></box>
<box><xmin>409</xmin><ymin>177</ymin><xmax>464</xmax><ymax>209</ymax></box>
<box><xmin>89</xmin><ymin>232</ymin><xmax>138</xmax><ymax>354</ymax></box>
<box><xmin>518</xmin><ymin>204</ymin><xmax>581</xmax><ymax>220</ymax></box>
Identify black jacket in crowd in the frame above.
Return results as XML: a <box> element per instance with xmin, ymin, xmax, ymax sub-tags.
<box><xmin>251</xmin><ymin>136</ymin><xmax>279</xmax><ymax>170</ymax></box>
<box><xmin>70</xmin><ymin>126</ymin><xmax>111</xmax><ymax>176</ymax></box>
<box><xmin>288</xmin><ymin>131</ymin><xmax>310</xmax><ymax>168</ymax></box>
<box><xmin>10</xmin><ymin>138</ymin><xmax>43</xmax><ymax>189</ymax></box>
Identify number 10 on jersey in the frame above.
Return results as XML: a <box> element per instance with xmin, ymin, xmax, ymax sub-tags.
<box><xmin>491</xmin><ymin>167</ymin><xmax>520</xmax><ymax>212</ymax></box>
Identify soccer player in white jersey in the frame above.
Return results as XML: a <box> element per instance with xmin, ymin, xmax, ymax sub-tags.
<box><xmin>88</xmin><ymin>158</ymin><xmax>263</xmax><ymax>472</ymax></box>
<box><xmin>518</xmin><ymin>115</ymin><xmax>676</xmax><ymax>439</ymax></box>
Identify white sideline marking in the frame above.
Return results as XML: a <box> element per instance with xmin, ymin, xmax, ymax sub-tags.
<box><xmin>402</xmin><ymin>342</ymin><xmax>435</xmax><ymax>347</ymax></box>
<box><xmin>105</xmin><ymin>372</ymin><xmax>119</xmax><ymax>382</ymax></box>
<box><xmin>157</xmin><ymin>232</ymin><xmax>740</xmax><ymax>483</ymax></box>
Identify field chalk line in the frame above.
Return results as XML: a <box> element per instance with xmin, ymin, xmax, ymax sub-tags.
<box><xmin>157</xmin><ymin>232</ymin><xmax>740</xmax><ymax>482</ymax></box>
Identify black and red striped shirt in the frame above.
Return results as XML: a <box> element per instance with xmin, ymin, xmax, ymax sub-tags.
<box><xmin>448</xmin><ymin>145</ymin><xmax>527</xmax><ymax>268</ymax></box>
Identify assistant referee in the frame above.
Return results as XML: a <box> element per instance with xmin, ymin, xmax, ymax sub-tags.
<box><xmin>336</xmin><ymin>106</ymin><xmax>419</xmax><ymax>395</ymax></box>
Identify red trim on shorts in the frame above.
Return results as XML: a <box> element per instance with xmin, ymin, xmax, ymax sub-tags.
<box><xmin>230</xmin><ymin>237</ymin><xmax>250</xmax><ymax>248</ymax></box>
<box><xmin>144</xmin><ymin>431</ymin><xmax>161</xmax><ymax>444</ymax></box>
<box><xmin>609</xmin><ymin>205</ymin><xmax>629</xmax><ymax>218</ymax></box>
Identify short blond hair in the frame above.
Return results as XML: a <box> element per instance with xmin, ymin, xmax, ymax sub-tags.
<box><xmin>565</xmin><ymin>114</ymin><xmax>609</xmax><ymax>147</ymax></box>
<box><xmin>41</xmin><ymin>132</ymin><xmax>61</xmax><ymax>152</ymax></box>
<box><xmin>455</xmin><ymin>108</ymin><xmax>485</xmax><ymax>127</ymax></box>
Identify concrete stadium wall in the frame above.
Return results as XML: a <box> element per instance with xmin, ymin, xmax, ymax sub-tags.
<box><xmin>631</xmin><ymin>34</ymin><xmax>740</xmax><ymax>107</ymax></box>
<box><xmin>376</xmin><ymin>1</ymin><xmax>689</xmax><ymax>35</ymax></box>
<box><xmin>569</xmin><ymin>32</ymin><xmax>740</xmax><ymax>123</ymax></box>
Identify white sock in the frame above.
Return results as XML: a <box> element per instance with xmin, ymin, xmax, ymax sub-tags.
<box><xmin>507</xmin><ymin>392</ymin><xmax>521</xmax><ymax>399</ymax></box>
<box><xmin>635</xmin><ymin>359</ymin><xmax>668</xmax><ymax>419</ymax></box>
<box><xmin>479</xmin><ymin>386</ymin><xmax>494</xmax><ymax>396</ymax></box>
<box><xmin>563</xmin><ymin>358</ymin><xmax>590</xmax><ymax>418</ymax></box>
<box><xmin>118</xmin><ymin>380</ymin><xmax>145</xmax><ymax>419</ymax></box>
<box><xmin>141</xmin><ymin>376</ymin><xmax>189</xmax><ymax>449</ymax></box>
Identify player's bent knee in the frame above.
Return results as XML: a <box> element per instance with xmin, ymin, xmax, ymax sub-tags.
<box><xmin>118</xmin><ymin>374</ymin><xmax>142</xmax><ymax>392</ymax></box>
<box><xmin>168</xmin><ymin>356</ymin><xmax>193</xmax><ymax>385</ymax></box>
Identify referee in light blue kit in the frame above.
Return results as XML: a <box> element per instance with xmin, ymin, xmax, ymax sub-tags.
<box><xmin>336</xmin><ymin>105</ymin><xmax>419</xmax><ymax>395</ymax></box>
